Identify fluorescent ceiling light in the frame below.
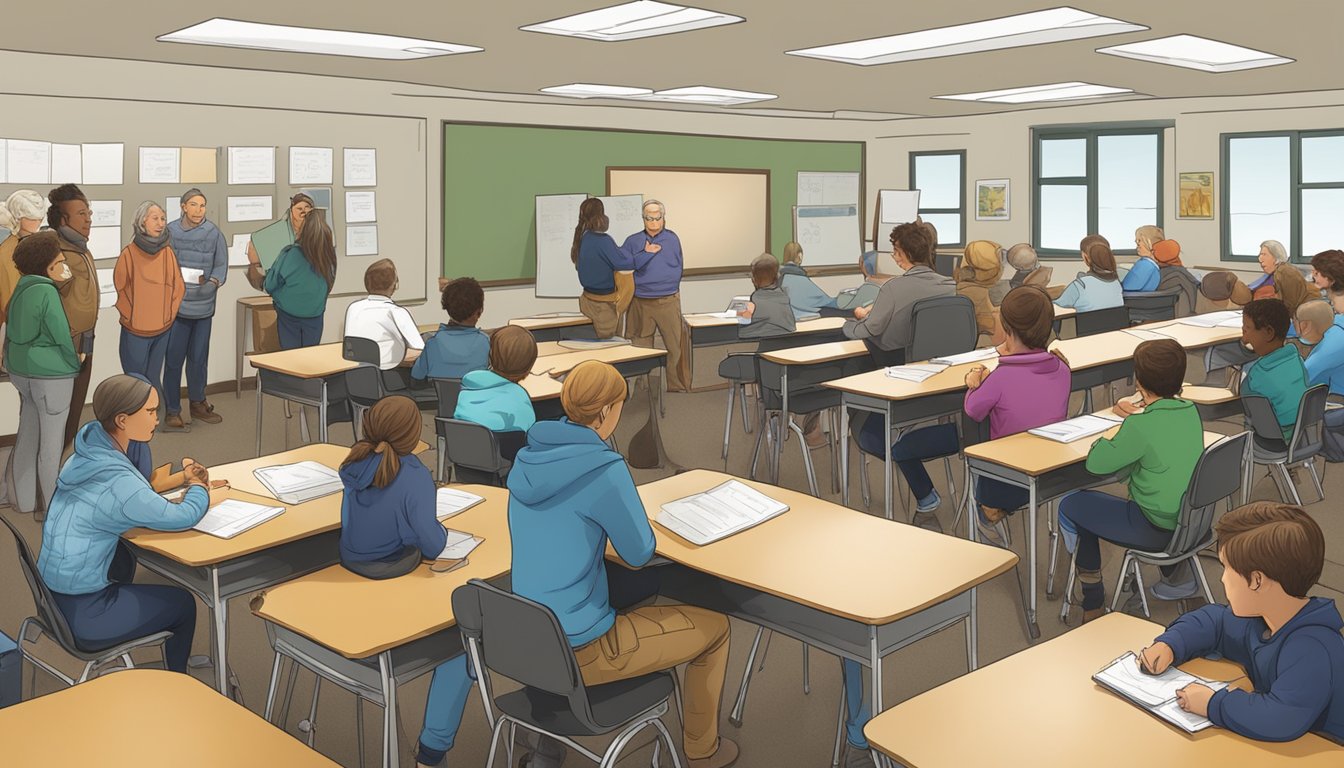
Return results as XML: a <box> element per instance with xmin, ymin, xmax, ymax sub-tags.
<box><xmin>935</xmin><ymin>81</ymin><xmax>1133</xmax><ymax>104</ymax></box>
<box><xmin>832</xmin><ymin>110</ymin><xmax>919</xmax><ymax>120</ymax></box>
<box><xmin>157</xmin><ymin>18</ymin><xmax>481</xmax><ymax>60</ymax></box>
<box><xmin>540</xmin><ymin>83</ymin><xmax>655</xmax><ymax>98</ymax></box>
<box><xmin>646</xmin><ymin>86</ymin><xmax>777</xmax><ymax>105</ymax></box>
<box><xmin>1096</xmin><ymin>34</ymin><xmax>1292</xmax><ymax>73</ymax></box>
<box><xmin>787</xmin><ymin>6</ymin><xmax>1145</xmax><ymax>65</ymax></box>
<box><xmin>521</xmin><ymin>1</ymin><xmax>743</xmax><ymax>42</ymax></box>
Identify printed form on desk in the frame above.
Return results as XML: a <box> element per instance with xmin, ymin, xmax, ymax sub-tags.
<box><xmin>1180</xmin><ymin>310</ymin><xmax>1242</xmax><ymax>328</ymax></box>
<box><xmin>1093</xmin><ymin>652</ymin><xmax>1228</xmax><ymax>733</ymax></box>
<box><xmin>193</xmin><ymin>499</ymin><xmax>285</xmax><ymax>539</ymax></box>
<box><xmin>656</xmin><ymin>480</ymin><xmax>789</xmax><ymax>546</ymax></box>
<box><xmin>1028</xmin><ymin>412</ymin><xmax>1123</xmax><ymax>443</ymax></box>
<box><xmin>884</xmin><ymin>363</ymin><xmax>948</xmax><ymax>383</ymax></box>
<box><xmin>929</xmin><ymin>348</ymin><xmax>999</xmax><ymax>366</ymax></box>
<box><xmin>436</xmin><ymin>487</ymin><xmax>485</xmax><ymax>520</ymax></box>
<box><xmin>252</xmin><ymin>461</ymin><xmax>343</xmax><ymax>505</ymax></box>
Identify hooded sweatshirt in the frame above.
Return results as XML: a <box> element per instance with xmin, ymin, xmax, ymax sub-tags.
<box><xmin>964</xmin><ymin>350</ymin><xmax>1070</xmax><ymax>439</ymax></box>
<box><xmin>1156</xmin><ymin>597</ymin><xmax>1344</xmax><ymax>743</ymax></box>
<box><xmin>1243</xmin><ymin>344</ymin><xmax>1310</xmax><ymax>440</ymax></box>
<box><xmin>454</xmin><ymin>369</ymin><xmax>536</xmax><ymax>432</ymax></box>
<box><xmin>958</xmin><ymin>241</ymin><xmax>1004</xmax><ymax>335</ymax></box>
<box><xmin>38</xmin><ymin>422</ymin><xmax>209</xmax><ymax>595</ymax></box>
<box><xmin>113</xmin><ymin>242</ymin><xmax>185</xmax><ymax>336</ymax></box>
<box><xmin>740</xmin><ymin>283</ymin><xmax>797</xmax><ymax>339</ymax></box>
<box><xmin>5</xmin><ymin>275</ymin><xmax>80</xmax><ymax>378</ymax></box>
<box><xmin>167</xmin><ymin>217</ymin><xmax>228</xmax><ymax>319</ymax></box>
<box><xmin>338</xmin><ymin>452</ymin><xmax>446</xmax><ymax>564</ymax></box>
<box><xmin>778</xmin><ymin>263</ymin><xmax>837</xmax><ymax>319</ymax></box>
<box><xmin>507</xmin><ymin>418</ymin><xmax>656</xmax><ymax>647</ymax></box>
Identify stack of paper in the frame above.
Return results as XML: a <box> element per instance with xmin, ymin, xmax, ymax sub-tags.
<box><xmin>193</xmin><ymin>499</ymin><xmax>285</xmax><ymax>539</ymax></box>
<box><xmin>558</xmin><ymin>338</ymin><xmax>630</xmax><ymax>351</ymax></box>
<box><xmin>929</xmin><ymin>348</ymin><xmax>999</xmax><ymax>366</ymax></box>
<box><xmin>884</xmin><ymin>363</ymin><xmax>949</xmax><ymax>383</ymax></box>
<box><xmin>1093</xmin><ymin>652</ymin><xmax>1227</xmax><ymax>733</ymax></box>
<box><xmin>1180</xmin><ymin>310</ymin><xmax>1242</xmax><ymax>328</ymax></box>
<box><xmin>181</xmin><ymin>266</ymin><xmax>204</xmax><ymax>284</ymax></box>
<box><xmin>656</xmin><ymin>480</ymin><xmax>789</xmax><ymax>546</ymax></box>
<box><xmin>1028</xmin><ymin>413</ymin><xmax>1123</xmax><ymax>443</ymax></box>
<box><xmin>436</xmin><ymin>487</ymin><xmax>485</xmax><ymax>520</ymax></box>
<box><xmin>252</xmin><ymin>461</ymin><xmax>343</xmax><ymax>504</ymax></box>
<box><xmin>1124</xmin><ymin>328</ymin><xmax>1173</xmax><ymax>342</ymax></box>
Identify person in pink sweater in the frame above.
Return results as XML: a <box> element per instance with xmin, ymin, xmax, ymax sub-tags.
<box><xmin>857</xmin><ymin>286</ymin><xmax>1070</xmax><ymax>532</ymax></box>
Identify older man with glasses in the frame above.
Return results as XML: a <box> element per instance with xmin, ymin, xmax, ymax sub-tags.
<box><xmin>620</xmin><ymin>200</ymin><xmax>691</xmax><ymax>391</ymax></box>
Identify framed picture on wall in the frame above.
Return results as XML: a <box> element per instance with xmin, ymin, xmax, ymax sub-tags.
<box><xmin>975</xmin><ymin>179</ymin><xmax>1010</xmax><ymax>221</ymax></box>
<box><xmin>1178</xmin><ymin>172</ymin><xmax>1214</xmax><ymax>219</ymax></box>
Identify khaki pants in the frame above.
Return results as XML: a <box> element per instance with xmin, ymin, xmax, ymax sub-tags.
<box><xmin>574</xmin><ymin>605</ymin><xmax>729</xmax><ymax>759</ymax></box>
<box><xmin>579</xmin><ymin>293</ymin><xmax>622</xmax><ymax>339</ymax></box>
<box><xmin>628</xmin><ymin>294</ymin><xmax>692</xmax><ymax>391</ymax></box>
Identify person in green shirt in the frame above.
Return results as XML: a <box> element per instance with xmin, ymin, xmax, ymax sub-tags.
<box><xmin>263</xmin><ymin>209</ymin><xmax>336</xmax><ymax>349</ymax></box>
<box><xmin>1240</xmin><ymin>298</ymin><xmax>1310</xmax><ymax>442</ymax></box>
<box><xmin>1059</xmin><ymin>339</ymin><xmax>1204</xmax><ymax>621</ymax></box>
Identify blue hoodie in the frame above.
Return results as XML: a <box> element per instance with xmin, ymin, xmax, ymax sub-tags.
<box><xmin>454</xmin><ymin>370</ymin><xmax>536</xmax><ymax>432</ymax></box>
<box><xmin>38</xmin><ymin>422</ymin><xmax>209</xmax><ymax>595</ymax></box>
<box><xmin>167</xmin><ymin>218</ymin><xmax>228</xmax><ymax>319</ymax></box>
<box><xmin>338</xmin><ymin>452</ymin><xmax>446</xmax><ymax>564</ymax></box>
<box><xmin>1156</xmin><ymin>598</ymin><xmax>1344</xmax><ymax>743</ymax></box>
<box><xmin>411</xmin><ymin>324</ymin><xmax>490</xmax><ymax>381</ymax></box>
<box><xmin>507</xmin><ymin>418</ymin><xmax>656</xmax><ymax>647</ymax></box>
<box><xmin>779</xmin><ymin>263</ymin><xmax>837</xmax><ymax>319</ymax></box>
<box><xmin>1121</xmin><ymin>257</ymin><xmax>1161</xmax><ymax>292</ymax></box>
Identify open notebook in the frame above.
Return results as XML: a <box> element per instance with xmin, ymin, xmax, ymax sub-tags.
<box><xmin>193</xmin><ymin>499</ymin><xmax>285</xmax><ymax>539</ymax></box>
<box><xmin>436</xmin><ymin>487</ymin><xmax>485</xmax><ymax>520</ymax></box>
<box><xmin>929</xmin><ymin>348</ymin><xmax>999</xmax><ymax>366</ymax></box>
<box><xmin>252</xmin><ymin>461</ymin><xmax>343</xmax><ymax>505</ymax></box>
<box><xmin>1028</xmin><ymin>412</ymin><xmax>1123</xmax><ymax>443</ymax></box>
<box><xmin>1180</xmin><ymin>310</ymin><xmax>1242</xmax><ymax>328</ymax></box>
<box><xmin>1093</xmin><ymin>652</ymin><xmax>1228</xmax><ymax>733</ymax></box>
<box><xmin>656</xmin><ymin>480</ymin><xmax>789</xmax><ymax>546</ymax></box>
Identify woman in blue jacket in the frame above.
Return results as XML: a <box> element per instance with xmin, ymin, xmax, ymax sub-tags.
<box><xmin>37</xmin><ymin>375</ymin><xmax>230</xmax><ymax>672</ymax></box>
<box><xmin>573</xmin><ymin>197</ymin><xmax>635</xmax><ymax>339</ymax></box>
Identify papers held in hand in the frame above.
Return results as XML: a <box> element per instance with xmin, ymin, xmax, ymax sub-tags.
<box><xmin>430</xmin><ymin>529</ymin><xmax>483</xmax><ymax>573</ymax></box>
<box><xmin>1028</xmin><ymin>413</ymin><xmax>1123</xmax><ymax>443</ymax></box>
<box><xmin>252</xmin><ymin>461</ymin><xmax>343</xmax><ymax>504</ymax></box>
<box><xmin>436</xmin><ymin>487</ymin><xmax>485</xmax><ymax>520</ymax></box>
<box><xmin>656</xmin><ymin>480</ymin><xmax>788</xmax><ymax>546</ymax></box>
<box><xmin>1093</xmin><ymin>652</ymin><xmax>1227</xmax><ymax>733</ymax></box>
<box><xmin>929</xmin><ymin>347</ymin><xmax>999</xmax><ymax>366</ymax></box>
<box><xmin>1180</xmin><ymin>310</ymin><xmax>1242</xmax><ymax>328</ymax></box>
<box><xmin>193</xmin><ymin>499</ymin><xmax>285</xmax><ymax>539</ymax></box>
<box><xmin>884</xmin><ymin>363</ymin><xmax>949</xmax><ymax>383</ymax></box>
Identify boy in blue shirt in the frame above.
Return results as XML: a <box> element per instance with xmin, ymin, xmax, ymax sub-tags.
<box><xmin>1138</xmin><ymin>502</ymin><xmax>1343</xmax><ymax>743</ymax></box>
<box><xmin>1295</xmin><ymin>299</ymin><xmax>1344</xmax><ymax>461</ymax></box>
<box><xmin>412</xmin><ymin>277</ymin><xmax>489</xmax><ymax>381</ymax></box>
<box><xmin>1240</xmin><ymin>299</ymin><xmax>1310</xmax><ymax>442</ymax></box>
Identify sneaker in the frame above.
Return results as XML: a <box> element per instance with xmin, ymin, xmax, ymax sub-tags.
<box><xmin>190</xmin><ymin>400</ymin><xmax>223</xmax><ymax>425</ymax></box>
<box><xmin>911</xmin><ymin>510</ymin><xmax>944</xmax><ymax>534</ymax></box>
<box><xmin>974</xmin><ymin>505</ymin><xmax>1009</xmax><ymax>547</ymax></box>
<box><xmin>843</xmin><ymin>742</ymin><xmax>877</xmax><ymax>768</ymax></box>
<box><xmin>915</xmin><ymin>489</ymin><xmax>941</xmax><ymax>514</ymax></box>
<box><xmin>688</xmin><ymin>737</ymin><xmax>739</xmax><ymax>768</ymax></box>
<box><xmin>163</xmin><ymin>412</ymin><xmax>190</xmax><ymax>432</ymax></box>
<box><xmin>1151</xmin><ymin>574</ymin><xmax>1199</xmax><ymax>601</ymax></box>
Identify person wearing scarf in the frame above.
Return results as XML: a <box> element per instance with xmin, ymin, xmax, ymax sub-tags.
<box><xmin>113</xmin><ymin>201</ymin><xmax>185</xmax><ymax>400</ymax></box>
<box><xmin>47</xmin><ymin>184</ymin><xmax>102</xmax><ymax>450</ymax></box>
<box><xmin>958</xmin><ymin>240</ymin><xmax>1003</xmax><ymax>336</ymax></box>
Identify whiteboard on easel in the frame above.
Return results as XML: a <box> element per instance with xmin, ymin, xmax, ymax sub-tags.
<box><xmin>535</xmin><ymin>193</ymin><xmax>645</xmax><ymax>298</ymax></box>
<box><xmin>793</xmin><ymin>204</ymin><xmax>861</xmax><ymax>267</ymax></box>
<box><xmin>797</xmin><ymin>171</ymin><xmax>860</xmax><ymax>207</ymax></box>
<box><xmin>874</xmin><ymin>189</ymin><xmax>921</xmax><ymax>252</ymax></box>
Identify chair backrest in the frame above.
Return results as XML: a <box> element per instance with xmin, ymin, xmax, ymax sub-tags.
<box><xmin>934</xmin><ymin>253</ymin><xmax>958</xmax><ymax>277</ymax></box>
<box><xmin>1157</xmin><ymin>267</ymin><xmax>1199</xmax><ymax>318</ymax></box>
<box><xmin>1241</xmin><ymin>394</ymin><xmax>1286</xmax><ymax>445</ymax></box>
<box><xmin>1166</xmin><ymin>432</ymin><xmax>1251</xmax><ymax>555</ymax></box>
<box><xmin>342</xmin><ymin>335</ymin><xmax>380</xmax><ymax>365</ymax></box>
<box><xmin>440</xmin><ymin>418</ymin><xmax>509</xmax><ymax>475</ymax></box>
<box><xmin>958</xmin><ymin>412</ymin><xmax>992</xmax><ymax>449</ymax></box>
<box><xmin>0</xmin><ymin>515</ymin><xmax>83</xmax><ymax>654</ymax></box>
<box><xmin>1072</xmin><ymin>305</ymin><xmax>1131</xmax><ymax>337</ymax></box>
<box><xmin>1288</xmin><ymin>384</ymin><xmax>1329</xmax><ymax>463</ymax></box>
<box><xmin>342</xmin><ymin>336</ymin><xmax>385</xmax><ymax>404</ymax></box>
<box><xmin>433</xmin><ymin>378</ymin><xmax>463</xmax><ymax>420</ymax></box>
<box><xmin>908</xmin><ymin>295</ymin><xmax>977</xmax><ymax>362</ymax></box>
<box><xmin>1122</xmin><ymin>290</ymin><xmax>1181</xmax><ymax>323</ymax></box>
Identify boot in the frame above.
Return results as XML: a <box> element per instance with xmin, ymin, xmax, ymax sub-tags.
<box><xmin>688</xmin><ymin>737</ymin><xmax>740</xmax><ymax>768</ymax></box>
<box><xmin>191</xmin><ymin>400</ymin><xmax>223</xmax><ymax>425</ymax></box>
<box><xmin>1079</xmin><ymin>567</ymin><xmax>1106</xmax><ymax>623</ymax></box>
<box><xmin>163</xmin><ymin>412</ymin><xmax>190</xmax><ymax>432</ymax></box>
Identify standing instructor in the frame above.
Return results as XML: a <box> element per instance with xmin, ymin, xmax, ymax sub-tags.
<box><xmin>621</xmin><ymin>200</ymin><xmax>690</xmax><ymax>391</ymax></box>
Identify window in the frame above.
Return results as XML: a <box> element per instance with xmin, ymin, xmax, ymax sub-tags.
<box><xmin>1032</xmin><ymin>127</ymin><xmax>1163</xmax><ymax>255</ymax></box>
<box><xmin>1223</xmin><ymin>130</ymin><xmax>1344</xmax><ymax>261</ymax></box>
<box><xmin>910</xmin><ymin>150</ymin><xmax>965</xmax><ymax>247</ymax></box>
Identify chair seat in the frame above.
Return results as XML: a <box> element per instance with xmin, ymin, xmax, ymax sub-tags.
<box><xmin>495</xmin><ymin>672</ymin><xmax>674</xmax><ymax>736</ymax></box>
<box><xmin>1252</xmin><ymin>434</ymin><xmax>1289</xmax><ymax>461</ymax></box>
<box><xmin>33</xmin><ymin>612</ymin><xmax>175</xmax><ymax>662</ymax></box>
<box><xmin>1125</xmin><ymin>534</ymin><xmax>1216</xmax><ymax>566</ymax></box>
<box><xmin>759</xmin><ymin>388</ymin><xmax>840</xmax><ymax>414</ymax></box>
<box><xmin>718</xmin><ymin>356</ymin><xmax>755</xmax><ymax>381</ymax></box>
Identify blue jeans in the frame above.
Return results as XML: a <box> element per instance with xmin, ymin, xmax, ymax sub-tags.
<box><xmin>416</xmin><ymin>655</ymin><xmax>473</xmax><ymax>765</ymax></box>
<box><xmin>119</xmin><ymin>327</ymin><xmax>170</xmax><ymax>398</ymax></box>
<box><xmin>163</xmin><ymin>315</ymin><xmax>213</xmax><ymax>414</ymax></box>
<box><xmin>841</xmin><ymin>660</ymin><xmax>871</xmax><ymax>748</ymax></box>
<box><xmin>51</xmin><ymin>583</ymin><xmax>197</xmax><ymax>672</ymax></box>
<box><xmin>857</xmin><ymin>421</ymin><xmax>1029</xmax><ymax>510</ymax></box>
<box><xmin>1058</xmin><ymin>491</ymin><xmax>1176</xmax><ymax>607</ymax></box>
<box><xmin>275</xmin><ymin>309</ymin><xmax>324</xmax><ymax>349</ymax></box>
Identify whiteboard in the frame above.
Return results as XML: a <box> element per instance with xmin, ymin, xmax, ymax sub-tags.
<box><xmin>875</xmin><ymin>189</ymin><xmax>921</xmax><ymax>252</ymax></box>
<box><xmin>534</xmin><ymin>193</ymin><xmax>644</xmax><ymax>299</ymax></box>
<box><xmin>608</xmin><ymin>168</ymin><xmax>766</xmax><ymax>271</ymax></box>
<box><xmin>793</xmin><ymin>204</ymin><xmax>861</xmax><ymax>267</ymax></box>
<box><xmin>798</xmin><ymin>171</ymin><xmax>860</xmax><ymax>206</ymax></box>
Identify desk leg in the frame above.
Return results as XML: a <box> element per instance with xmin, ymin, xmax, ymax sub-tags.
<box><xmin>869</xmin><ymin>628</ymin><xmax>888</xmax><ymax>768</ymax></box>
<box><xmin>774</xmin><ymin>369</ymin><xmax>788</xmax><ymax>485</ymax></box>
<box><xmin>236</xmin><ymin>304</ymin><xmax>245</xmax><ymax>399</ymax></box>
<box><xmin>319</xmin><ymin>380</ymin><xmax>328</xmax><ymax>444</ymax></box>
<box><xmin>883</xmin><ymin>408</ymin><xmax>893</xmax><ymax>521</ymax></box>
<box><xmin>380</xmin><ymin>651</ymin><xmax>399</xmax><ymax>768</ymax></box>
<box><xmin>255</xmin><ymin>382</ymin><xmax>263</xmax><ymax>457</ymax></box>
<box><xmin>840</xmin><ymin>402</ymin><xmax>850</xmax><ymax>507</ymax></box>
<box><xmin>1026</xmin><ymin>480</ymin><xmax>1040</xmax><ymax>640</ymax></box>
<box><xmin>1045</xmin><ymin>502</ymin><xmax>1060</xmax><ymax>598</ymax></box>
<box><xmin>210</xmin><ymin>568</ymin><xmax>230</xmax><ymax>696</ymax></box>
<box><xmin>966</xmin><ymin>585</ymin><xmax>979</xmax><ymax>672</ymax></box>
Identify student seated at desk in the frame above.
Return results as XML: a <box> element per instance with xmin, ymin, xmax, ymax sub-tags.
<box><xmin>834</xmin><ymin>250</ymin><xmax>887</xmax><ymax>312</ymax></box>
<box><xmin>344</xmin><ymin>259</ymin><xmax>425</xmax><ymax>371</ymax></box>
<box><xmin>454</xmin><ymin>325</ymin><xmax>538</xmax><ymax>462</ymax></box>
<box><xmin>1138</xmin><ymin>502</ymin><xmax>1344</xmax><ymax>743</ymax></box>
<box><xmin>1121</xmin><ymin>225</ymin><xmax>1163</xmax><ymax>292</ymax></box>
<box><xmin>1240</xmin><ymin>299</ymin><xmax>1309</xmax><ymax>442</ymax></box>
<box><xmin>1059</xmin><ymin>340</ymin><xmax>1203</xmax><ymax>620</ymax></box>
<box><xmin>989</xmin><ymin>243</ymin><xmax>1051</xmax><ymax>304</ymax></box>
<box><xmin>508</xmin><ymin>361</ymin><xmax>738</xmax><ymax>768</ymax></box>
<box><xmin>957</xmin><ymin>240</ymin><xmax>1003</xmax><ymax>336</ymax></box>
<box><xmin>778</xmin><ymin>241</ymin><xmax>837</xmax><ymax>319</ymax></box>
<box><xmin>412</xmin><ymin>277</ymin><xmax>489</xmax><ymax>381</ymax></box>
<box><xmin>843</xmin><ymin>222</ymin><xmax>954</xmax><ymax>358</ymax></box>
<box><xmin>1294</xmin><ymin>300</ymin><xmax>1344</xmax><ymax>461</ymax></box>
<box><xmin>37</xmin><ymin>375</ymin><xmax>230</xmax><ymax>673</ymax></box>
<box><xmin>1054</xmin><ymin>235</ymin><xmax>1122</xmax><ymax>313</ymax></box>
<box><xmin>1310</xmin><ymin>249</ymin><xmax>1344</xmax><ymax>315</ymax></box>
<box><xmin>738</xmin><ymin>254</ymin><xmax>796</xmax><ymax>339</ymax></box>
<box><xmin>264</xmin><ymin>210</ymin><xmax>337</xmax><ymax>349</ymax></box>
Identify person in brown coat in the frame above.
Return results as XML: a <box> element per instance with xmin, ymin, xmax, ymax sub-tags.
<box><xmin>47</xmin><ymin>184</ymin><xmax>100</xmax><ymax>448</ymax></box>
<box><xmin>113</xmin><ymin>201</ymin><xmax>184</xmax><ymax>401</ymax></box>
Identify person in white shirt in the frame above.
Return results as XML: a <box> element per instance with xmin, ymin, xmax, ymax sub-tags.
<box><xmin>344</xmin><ymin>258</ymin><xmax>425</xmax><ymax>371</ymax></box>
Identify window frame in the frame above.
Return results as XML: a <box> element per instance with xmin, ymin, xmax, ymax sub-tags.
<box><xmin>1220</xmin><ymin>128</ymin><xmax>1344</xmax><ymax>262</ymax></box>
<box><xmin>909</xmin><ymin>150</ymin><xmax>966</xmax><ymax>249</ymax></box>
<box><xmin>1031</xmin><ymin>126</ymin><xmax>1165</xmax><ymax>257</ymax></box>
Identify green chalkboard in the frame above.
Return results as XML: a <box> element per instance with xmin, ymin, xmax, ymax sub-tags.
<box><xmin>442</xmin><ymin>123</ymin><xmax>863</xmax><ymax>283</ymax></box>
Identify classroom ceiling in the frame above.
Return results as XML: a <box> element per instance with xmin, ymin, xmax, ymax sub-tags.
<box><xmin>6</xmin><ymin>1</ymin><xmax>1340</xmax><ymax>119</ymax></box>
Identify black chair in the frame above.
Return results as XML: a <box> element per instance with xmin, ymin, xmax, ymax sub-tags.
<box><xmin>1</xmin><ymin>516</ymin><xmax>172</xmax><ymax>688</ymax></box>
<box><xmin>432</xmin><ymin>378</ymin><xmax>463</xmax><ymax>480</ymax></box>
<box><xmin>750</xmin><ymin>353</ymin><xmax>847</xmax><ymax>497</ymax></box>
<box><xmin>1243</xmin><ymin>385</ymin><xmax>1328</xmax><ymax>505</ymax></box>
<box><xmin>438</xmin><ymin>418</ymin><xmax>514</xmax><ymax>487</ymax></box>
<box><xmin>1071</xmin><ymin>306</ymin><xmax>1131</xmax><ymax>337</ymax></box>
<box><xmin>717</xmin><ymin>336</ymin><xmax>808</xmax><ymax>461</ymax></box>
<box><xmin>1122</xmin><ymin>289</ymin><xmax>1181</xmax><ymax>324</ymax></box>
<box><xmin>453</xmin><ymin>580</ymin><xmax>683</xmax><ymax>768</ymax></box>
<box><xmin>934</xmin><ymin>253</ymin><xmax>959</xmax><ymax>278</ymax></box>
<box><xmin>342</xmin><ymin>336</ymin><xmax>387</xmax><ymax>439</ymax></box>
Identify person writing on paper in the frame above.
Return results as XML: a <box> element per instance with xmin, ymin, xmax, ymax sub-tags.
<box><xmin>46</xmin><ymin>184</ymin><xmax>100</xmax><ymax>450</ymax></box>
<box><xmin>264</xmin><ymin>208</ymin><xmax>337</xmax><ymax>349</ymax></box>
<box><xmin>621</xmin><ymin>200</ymin><xmax>692</xmax><ymax>392</ymax></box>
<box><xmin>245</xmin><ymin>193</ymin><xmax>314</xmax><ymax>290</ymax></box>
<box><xmin>1137</xmin><ymin>502</ymin><xmax>1344</xmax><ymax>743</ymax></box>
<box><xmin>454</xmin><ymin>325</ymin><xmax>538</xmax><ymax>465</ymax></box>
<box><xmin>778</xmin><ymin>241</ymin><xmax>837</xmax><ymax>319</ymax></box>
<box><xmin>37</xmin><ymin>374</ymin><xmax>230</xmax><ymax>673</ymax></box>
<box><xmin>843</xmin><ymin>222</ymin><xmax>955</xmax><ymax>362</ymax></box>
<box><xmin>163</xmin><ymin>188</ymin><xmax>228</xmax><ymax>432</ymax></box>
<box><xmin>114</xmin><ymin>202</ymin><xmax>185</xmax><ymax>398</ymax></box>
<box><xmin>508</xmin><ymin>361</ymin><xmax>738</xmax><ymax>768</ymax></box>
<box><xmin>1054</xmin><ymin>235</ymin><xmax>1123</xmax><ymax>313</ymax></box>
<box><xmin>573</xmin><ymin>197</ymin><xmax>635</xmax><ymax>339</ymax></box>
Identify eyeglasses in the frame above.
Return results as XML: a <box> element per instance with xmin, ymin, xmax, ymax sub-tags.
<box><xmin>643</xmin><ymin>216</ymin><xmax>663</xmax><ymax>222</ymax></box>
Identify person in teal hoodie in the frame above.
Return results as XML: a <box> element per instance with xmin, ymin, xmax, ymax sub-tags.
<box><xmin>264</xmin><ymin>210</ymin><xmax>336</xmax><ymax>349</ymax></box>
<box><xmin>1138</xmin><ymin>502</ymin><xmax>1344</xmax><ymax>743</ymax></box>
<box><xmin>5</xmin><ymin>232</ymin><xmax>81</xmax><ymax>519</ymax></box>
<box><xmin>507</xmin><ymin>361</ymin><xmax>739</xmax><ymax>768</ymax></box>
<box><xmin>1240</xmin><ymin>298</ymin><xmax>1310</xmax><ymax>442</ymax></box>
<box><xmin>454</xmin><ymin>324</ymin><xmax>538</xmax><ymax>464</ymax></box>
<box><xmin>778</xmin><ymin>241</ymin><xmax>837</xmax><ymax>319</ymax></box>
<box><xmin>37</xmin><ymin>375</ymin><xmax>230</xmax><ymax>672</ymax></box>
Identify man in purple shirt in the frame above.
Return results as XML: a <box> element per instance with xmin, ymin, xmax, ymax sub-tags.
<box><xmin>621</xmin><ymin>200</ymin><xmax>691</xmax><ymax>391</ymax></box>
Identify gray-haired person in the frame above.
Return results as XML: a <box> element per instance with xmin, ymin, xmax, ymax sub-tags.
<box><xmin>162</xmin><ymin>189</ymin><xmax>228</xmax><ymax>431</ymax></box>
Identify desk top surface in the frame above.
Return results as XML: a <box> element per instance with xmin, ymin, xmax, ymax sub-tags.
<box><xmin>684</xmin><ymin>314</ymin><xmax>848</xmax><ymax>333</ymax></box>
<box><xmin>509</xmin><ymin>314</ymin><xmax>591</xmax><ymax>331</ymax></box>
<box><xmin>759</xmin><ymin>339</ymin><xmax>870</xmax><ymax>365</ymax></box>
<box><xmin>863</xmin><ymin>613</ymin><xmax>1339</xmax><ymax>767</ymax></box>
<box><xmin>963</xmin><ymin>419</ymin><xmax>1225</xmax><ymax>477</ymax></box>
<box><xmin>531</xmin><ymin>345</ymin><xmax>667</xmax><ymax>376</ymax></box>
<box><xmin>0</xmin><ymin>670</ymin><xmax>341</xmax><ymax>767</ymax></box>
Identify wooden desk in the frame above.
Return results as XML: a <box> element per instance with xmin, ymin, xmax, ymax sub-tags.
<box><xmin>1053</xmin><ymin>304</ymin><xmax>1077</xmax><ymax>319</ymax></box>
<box><xmin>509</xmin><ymin>313</ymin><xmax>595</xmax><ymax>342</ymax></box>
<box><xmin>0</xmin><ymin>670</ymin><xmax>341</xmax><ymax>767</ymax></box>
<box><xmin>684</xmin><ymin>314</ymin><xmax>848</xmax><ymax>347</ymax></box>
<box><xmin>236</xmin><ymin>295</ymin><xmax>274</xmax><ymax>398</ymax></box>
<box><xmin>252</xmin><ymin>486</ymin><xmax>510</xmax><ymax>768</ymax></box>
<box><xmin>247</xmin><ymin>344</ymin><xmax>358</xmax><ymax>450</ymax></box>
<box><xmin>864</xmin><ymin>614</ymin><xmax>1340</xmax><ymax>768</ymax></box>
